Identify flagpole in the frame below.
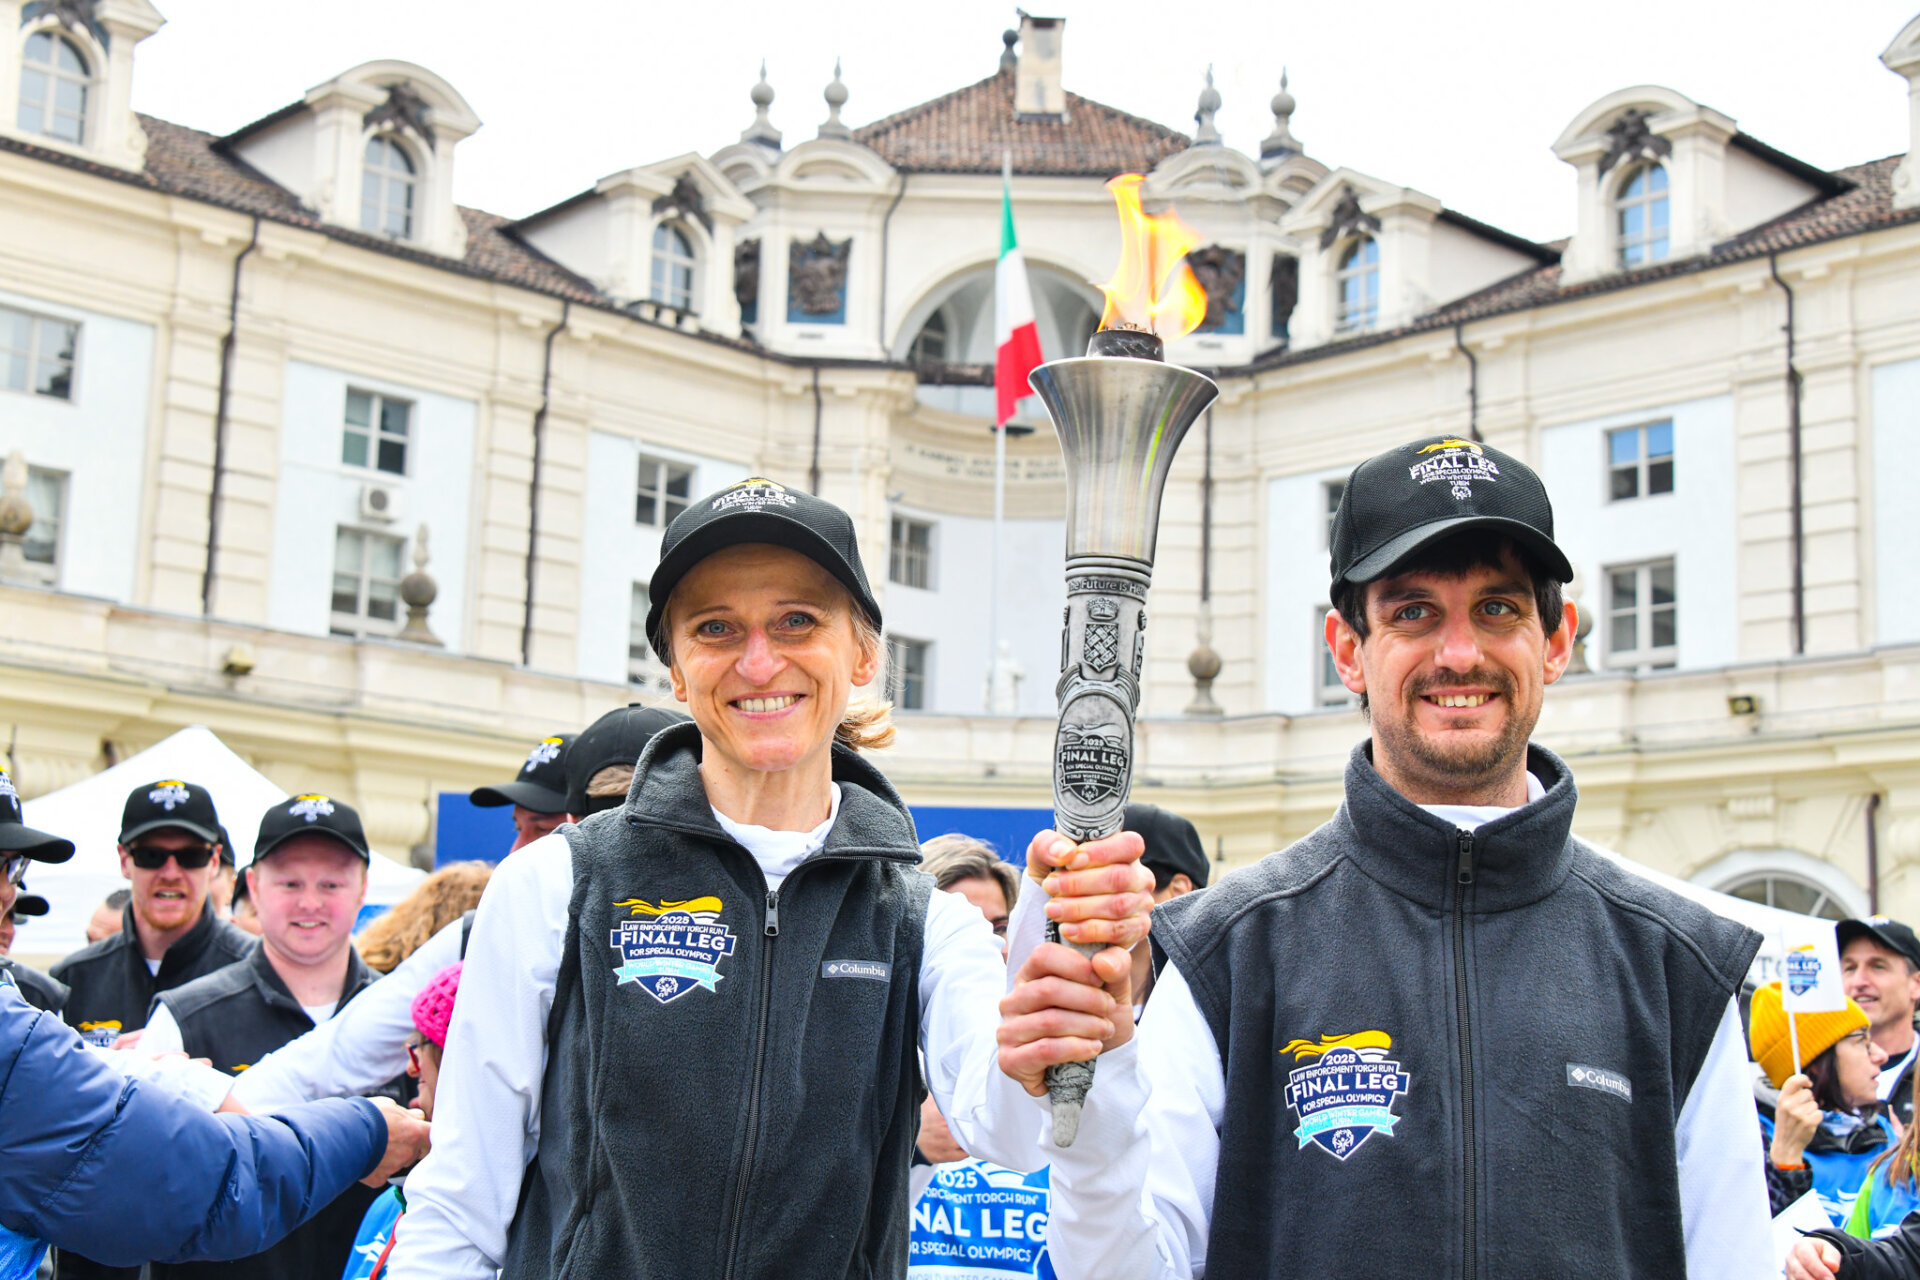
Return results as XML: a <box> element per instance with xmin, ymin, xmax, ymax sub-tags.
<box><xmin>1785</xmin><ymin>929</ymin><xmax>1802</xmax><ymax>1077</ymax></box>
<box><xmin>989</xmin><ymin>151</ymin><xmax>1011</xmax><ymax>712</ymax></box>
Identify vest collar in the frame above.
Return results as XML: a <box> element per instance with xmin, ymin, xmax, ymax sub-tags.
<box><xmin>244</xmin><ymin>937</ymin><xmax>379</xmax><ymax>1019</ymax></box>
<box><xmin>623</xmin><ymin>722</ymin><xmax>920</xmax><ymax>863</ymax></box>
<box><xmin>122</xmin><ymin>897</ymin><xmax>221</xmax><ymax>982</ymax></box>
<box><xmin>1334</xmin><ymin>739</ymin><xmax>1579</xmax><ymax>914</ymax></box>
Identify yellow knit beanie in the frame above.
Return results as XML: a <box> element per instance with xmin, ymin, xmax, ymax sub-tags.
<box><xmin>1748</xmin><ymin>980</ymin><xmax>1870</xmax><ymax>1088</ymax></box>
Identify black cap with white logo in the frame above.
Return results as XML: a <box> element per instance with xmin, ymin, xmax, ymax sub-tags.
<box><xmin>253</xmin><ymin>794</ymin><xmax>371</xmax><ymax>864</ymax></box>
<box><xmin>471</xmin><ymin>733</ymin><xmax>576</xmax><ymax>814</ymax></box>
<box><xmin>644</xmin><ymin>478</ymin><xmax>881</xmax><ymax>663</ymax></box>
<box><xmin>119</xmin><ymin>779</ymin><xmax>224</xmax><ymax>848</ymax></box>
<box><xmin>1329</xmin><ymin>436</ymin><xmax>1574</xmax><ymax>587</ymax></box>
<box><xmin>1837</xmin><ymin>916</ymin><xmax>1920</xmax><ymax>971</ymax></box>
<box><xmin>0</xmin><ymin>764</ymin><xmax>71</xmax><ymax>862</ymax></box>
<box><xmin>564</xmin><ymin>705</ymin><xmax>692</xmax><ymax>817</ymax></box>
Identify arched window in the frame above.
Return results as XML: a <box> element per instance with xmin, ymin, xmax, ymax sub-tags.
<box><xmin>909</xmin><ymin>310</ymin><xmax>948</xmax><ymax>365</ymax></box>
<box><xmin>651</xmin><ymin>223</ymin><xmax>696</xmax><ymax>312</ymax></box>
<box><xmin>1616</xmin><ymin>163</ymin><xmax>1669</xmax><ymax>268</ymax></box>
<box><xmin>1722</xmin><ymin>872</ymin><xmax>1849</xmax><ymax>921</ymax></box>
<box><xmin>18</xmin><ymin>30</ymin><xmax>89</xmax><ymax>144</ymax></box>
<box><xmin>360</xmin><ymin>136</ymin><xmax>416</xmax><ymax>239</ymax></box>
<box><xmin>1334</xmin><ymin>236</ymin><xmax>1379</xmax><ymax>334</ymax></box>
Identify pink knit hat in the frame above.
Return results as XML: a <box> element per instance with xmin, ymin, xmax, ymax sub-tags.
<box><xmin>410</xmin><ymin>961</ymin><xmax>463</xmax><ymax>1049</ymax></box>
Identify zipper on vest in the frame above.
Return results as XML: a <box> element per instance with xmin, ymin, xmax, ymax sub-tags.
<box><xmin>1453</xmin><ymin>828</ymin><xmax>1477</xmax><ymax>1280</ymax></box>
<box><xmin>764</xmin><ymin>889</ymin><xmax>780</xmax><ymax>937</ymax></box>
<box><xmin>722</xmin><ymin>906</ymin><xmax>777</xmax><ymax>1280</ymax></box>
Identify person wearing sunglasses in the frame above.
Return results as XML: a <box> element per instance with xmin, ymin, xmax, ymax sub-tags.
<box><xmin>1753</xmin><ymin>980</ymin><xmax>1894</xmax><ymax>1228</ymax></box>
<box><xmin>1</xmin><ymin>763</ymin><xmax>75</xmax><ymax>1016</ymax></box>
<box><xmin>51</xmin><ymin>780</ymin><xmax>255</xmax><ymax>1055</ymax></box>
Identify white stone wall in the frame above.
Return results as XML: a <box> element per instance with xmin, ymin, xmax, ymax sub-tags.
<box><xmin>0</xmin><ymin>286</ymin><xmax>153</xmax><ymax>604</ymax></box>
<box><xmin>1872</xmin><ymin>355</ymin><xmax>1920</xmax><ymax>647</ymax></box>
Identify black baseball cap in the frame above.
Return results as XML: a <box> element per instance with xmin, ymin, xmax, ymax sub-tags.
<box><xmin>644</xmin><ymin>478</ymin><xmax>881</xmax><ymax>663</ymax></box>
<box><xmin>564</xmin><ymin>705</ymin><xmax>692</xmax><ymax>817</ymax></box>
<box><xmin>471</xmin><ymin>733</ymin><xmax>576</xmax><ymax>814</ymax></box>
<box><xmin>0</xmin><ymin>764</ymin><xmax>72</xmax><ymax>862</ymax></box>
<box><xmin>9</xmin><ymin>892</ymin><xmax>47</xmax><ymax>919</ymax></box>
<box><xmin>215</xmin><ymin>825</ymin><xmax>237</xmax><ymax>868</ymax></box>
<box><xmin>1123</xmin><ymin>802</ymin><xmax>1209</xmax><ymax>891</ymax></box>
<box><xmin>119</xmin><ymin>779</ymin><xmax>224</xmax><ymax>848</ymax></box>
<box><xmin>1837</xmin><ymin>917</ymin><xmax>1920</xmax><ymax>970</ymax></box>
<box><xmin>253</xmin><ymin>793</ymin><xmax>371</xmax><ymax>864</ymax></box>
<box><xmin>1329</xmin><ymin>436</ymin><xmax>1574</xmax><ymax>586</ymax></box>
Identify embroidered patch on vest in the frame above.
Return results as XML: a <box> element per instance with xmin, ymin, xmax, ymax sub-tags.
<box><xmin>608</xmin><ymin>896</ymin><xmax>737</xmax><ymax>1005</ymax></box>
<box><xmin>78</xmin><ymin>1019</ymin><xmax>123</xmax><ymax>1048</ymax></box>
<box><xmin>1281</xmin><ymin>1030</ymin><xmax>1411</xmax><ymax>1161</ymax></box>
<box><xmin>1566</xmin><ymin>1063</ymin><xmax>1632</xmax><ymax>1102</ymax></box>
<box><xmin>822</xmin><ymin>960</ymin><xmax>890</xmax><ymax>982</ymax></box>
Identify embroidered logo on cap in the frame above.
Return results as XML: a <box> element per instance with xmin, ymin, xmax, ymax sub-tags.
<box><xmin>523</xmin><ymin>737</ymin><xmax>564</xmax><ymax>773</ymax></box>
<box><xmin>1409</xmin><ymin>438</ymin><xmax>1499</xmax><ymax>501</ymax></box>
<box><xmin>712</xmin><ymin>477</ymin><xmax>798</xmax><ymax>513</ymax></box>
<box><xmin>609</xmin><ymin>896</ymin><xmax>737</xmax><ymax>1004</ymax></box>
<box><xmin>289</xmin><ymin>795</ymin><xmax>336</xmax><ymax>823</ymax></box>
<box><xmin>1567</xmin><ymin>1063</ymin><xmax>1632</xmax><ymax>1102</ymax></box>
<box><xmin>1282</xmin><ymin>1030</ymin><xmax>1411</xmax><ymax>1161</ymax></box>
<box><xmin>148</xmin><ymin>781</ymin><xmax>191</xmax><ymax>811</ymax></box>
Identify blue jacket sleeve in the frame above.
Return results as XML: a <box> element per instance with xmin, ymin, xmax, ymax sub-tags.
<box><xmin>0</xmin><ymin>987</ymin><xmax>386</xmax><ymax>1266</ymax></box>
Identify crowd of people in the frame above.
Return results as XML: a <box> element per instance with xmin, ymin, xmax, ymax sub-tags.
<box><xmin>11</xmin><ymin>446</ymin><xmax>1920</xmax><ymax>1278</ymax></box>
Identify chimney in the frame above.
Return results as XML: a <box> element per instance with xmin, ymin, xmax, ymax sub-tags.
<box><xmin>1885</xmin><ymin>16</ymin><xmax>1920</xmax><ymax>210</ymax></box>
<box><xmin>1015</xmin><ymin>13</ymin><xmax>1067</xmax><ymax>121</ymax></box>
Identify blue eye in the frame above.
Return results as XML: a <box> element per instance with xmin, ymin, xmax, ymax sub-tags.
<box><xmin>781</xmin><ymin>612</ymin><xmax>815</xmax><ymax>630</ymax></box>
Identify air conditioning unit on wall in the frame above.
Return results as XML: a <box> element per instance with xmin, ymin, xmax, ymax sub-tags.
<box><xmin>359</xmin><ymin>482</ymin><xmax>405</xmax><ymax>523</ymax></box>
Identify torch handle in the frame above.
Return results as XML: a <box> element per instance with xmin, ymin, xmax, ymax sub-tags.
<box><xmin>1045</xmin><ymin>558</ymin><xmax>1152</xmax><ymax>1145</ymax></box>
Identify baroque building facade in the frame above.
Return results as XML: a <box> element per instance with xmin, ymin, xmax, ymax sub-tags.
<box><xmin>5</xmin><ymin>4</ymin><xmax>1920</xmax><ymax>929</ymax></box>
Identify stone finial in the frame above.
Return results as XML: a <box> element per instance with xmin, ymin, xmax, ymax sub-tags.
<box><xmin>741</xmin><ymin>60</ymin><xmax>782</xmax><ymax>149</ymax></box>
<box><xmin>1566</xmin><ymin>567</ymin><xmax>1594</xmax><ymax>675</ymax></box>
<box><xmin>1000</xmin><ymin>28</ymin><xmax>1018</xmax><ymax>74</ymax></box>
<box><xmin>1193</xmin><ymin>65</ymin><xmax>1222</xmax><ymax>146</ymax></box>
<box><xmin>818</xmin><ymin>59</ymin><xmax>851</xmax><ymax>140</ymax></box>
<box><xmin>397</xmin><ymin>524</ymin><xmax>444</xmax><ymax>647</ymax></box>
<box><xmin>1185</xmin><ymin>641</ymin><xmax>1223</xmax><ymax>717</ymax></box>
<box><xmin>0</xmin><ymin>451</ymin><xmax>34</xmax><ymax>584</ymax></box>
<box><xmin>1261</xmin><ymin>68</ymin><xmax>1301</xmax><ymax>159</ymax></box>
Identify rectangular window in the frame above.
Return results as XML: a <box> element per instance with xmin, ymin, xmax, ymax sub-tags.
<box><xmin>889</xmin><ymin>516</ymin><xmax>933</xmax><ymax>589</ymax></box>
<box><xmin>1324</xmin><ymin>480</ymin><xmax>1346</xmax><ymax>548</ymax></box>
<box><xmin>342</xmin><ymin>389</ymin><xmax>411</xmax><ymax>476</ymax></box>
<box><xmin>1606</xmin><ymin>558</ymin><xmax>1677</xmax><ymax>670</ymax></box>
<box><xmin>1315</xmin><ymin>605</ymin><xmax>1350</xmax><ymax>706</ymax></box>
<box><xmin>330</xmin><ymin>527</ymin><xmax>405</xmax><ymax>637</ymax></box>
<box><xmin>1606</xmin><ymin>421</ymin><xmax>1674</xmax><ymax>501</ymax></box>
<box><xmin>627</xmin><ymin>581</ymin><xmax>673</xmax><ymax>695</ymax></box>
<box><xmin>19</xmin><ymin>466</ymin><xmax>64</xmax><ymax>584</ymax></box>
<box><xmin>636</xmin><ymin>456</ymin><xmax>694</xmax><ymax>528</ymax></box>
<box><xmin>1</xmin><ymin>305</ymin><xmax>78</xmax><ymax>400</ymax></box>
<box><xmin>886</xmin><ymin>635</ymin><xmax>930</xmax><ymax>711</ymax></box>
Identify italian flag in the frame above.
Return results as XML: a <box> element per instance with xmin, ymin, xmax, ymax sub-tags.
<box><xmin>994</xmin><ymin>170</ymin><xmax>1043</xmax><ymax>428</ymax></box>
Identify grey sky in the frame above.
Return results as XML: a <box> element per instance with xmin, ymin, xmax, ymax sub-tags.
<box><xmin>130</xmin><ymin>1</ymin><xmax>1916</xmax><ymax>245</ymax></box>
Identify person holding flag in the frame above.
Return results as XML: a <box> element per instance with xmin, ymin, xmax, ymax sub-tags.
<box><xmin>1755</xmin><ymin>919</ymin><xmax>1895</xmax><ymax>1227</ymax></box>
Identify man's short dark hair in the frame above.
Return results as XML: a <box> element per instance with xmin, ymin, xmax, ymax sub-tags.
<box><xmin>1329</xmin><ymin>531</ymin><xmax>1566</xmax><ymax>644</ymax></box>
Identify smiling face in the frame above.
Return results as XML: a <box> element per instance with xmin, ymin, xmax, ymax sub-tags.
<box><xmin>1842</xmin><ymin>937</ymin><xmax>1920</xmax><ymax>1038</ymax></box>
<box><xmin>117</xmin><ymin>828</ymin><xmax>217</xmax><ymax>938</ymax></box>
<box><xmin>665</xmin><ymin>543</ymin><xmax>879</xmax><ymax>782</ymax></box>
<box><xmin>1328</xmin><ymin>546</ymin><xmax>1576</xmax><ymax>806</ymax></box>
<box><xmin>247</xmin><ymin>836</ymin><xmax>368</xmax><ymax>970</ymax></box>
<box><xmin>1831</xmin><ymin>1027</ymin><xmax>1890</xmax><ymax>1110</ymax></box>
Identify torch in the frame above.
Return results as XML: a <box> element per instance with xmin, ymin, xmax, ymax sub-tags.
<box><xmin>1028</xmin><ymin>175</ymin><xmax>1219</xmax><ymax>1145</ymax></box>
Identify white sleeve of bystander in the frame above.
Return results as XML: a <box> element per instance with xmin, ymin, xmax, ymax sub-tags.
<box><xmin>231</xmin><ymin>917</ymin><xmax>465</xmax><ymax>1112</ymax></box>
<box><xmin>382</xmin><ymin>832</ymin><xmax>572</xmax><ymax>1280</ymax></box>
<box><xmin>1675</xmin><ymin>996</ymin><xmax>1774</xmax><ymax>1278</ymax></box>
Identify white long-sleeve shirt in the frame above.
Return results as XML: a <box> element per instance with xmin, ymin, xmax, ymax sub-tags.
<box><xmin>386</xmin><ymin>794</ymin><xmax>1036</xmax><ymax>1280</ymax></box>
<box><xmin>1015</xmin><ymin>785</ymin><xmax>1776</xmax><ymax>1280</ymax></box>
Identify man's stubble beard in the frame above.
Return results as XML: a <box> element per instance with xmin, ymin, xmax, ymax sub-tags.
<box><xmin>1376</xmin><ymin>667</ymin><xmax>1537</xmax><ymax>788</ymax></box>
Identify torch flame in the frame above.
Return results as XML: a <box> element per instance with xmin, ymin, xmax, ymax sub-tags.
<box><xmin>1095</xmin><ymin>174</ymin><xmax>1209</xmax><ymax>341</ymax></box>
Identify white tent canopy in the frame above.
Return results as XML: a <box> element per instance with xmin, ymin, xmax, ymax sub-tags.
<box><xmin>19</xmin><ymin>725</ymin><xmax>424</xmax><ymax>959</ymax></box>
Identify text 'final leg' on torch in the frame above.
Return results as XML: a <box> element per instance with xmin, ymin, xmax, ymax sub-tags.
<box><xmin>1027</xmin><ymin>174</ymin><xmax>1218</xmax><ymax>1145</ymax></box>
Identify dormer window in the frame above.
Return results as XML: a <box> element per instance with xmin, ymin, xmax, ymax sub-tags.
<box><xmin>1615</xmin><ymin>163</ymin><xmax>1669</xmax><ymax>268</ymax></box>
<box><xmin>650</xmin><ymin>223</ymin><xmax>696</xmax><ymax>311</ymax></box>
<box><xmin>361</xmin><ymin>135</ymin><xmax>417</xmax><ymax>239</ymax></box>
<box><xmin>18</xmin><ymin>31</ymin><xmax>89</xmax><ymax>144</ymax></box>
<box><xmin>1334</xmin><ymin>236</ymin><xmax>1379</xmax><ymax>333</ymax></box>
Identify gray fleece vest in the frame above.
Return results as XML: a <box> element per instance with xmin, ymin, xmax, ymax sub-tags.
<box><xmin>1152</xmin><ymin>742</ymin><xmax>1760</xmax><ymax>1280</ymax></box>
<box><xmin>502</xmin><ymin>724</ymin><xmax>931</xmax><ymax>1280</ymax></box>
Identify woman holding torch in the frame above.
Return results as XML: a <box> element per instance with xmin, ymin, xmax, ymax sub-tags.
<box><xmin>386</xmin><ymin>478</ymin><xmax>1150</xmax><ymax>1280</ymax></box>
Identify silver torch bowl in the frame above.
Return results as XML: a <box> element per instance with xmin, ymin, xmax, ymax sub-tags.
<box><xmin>1027</xmin><ymin>331</ymin><xmax>1218</xmax><ymax>1144</ymax></box>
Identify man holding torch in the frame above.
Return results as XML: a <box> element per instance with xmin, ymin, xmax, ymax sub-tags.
<box><xmin>999</xmin><ymin>438</ymin><xmax>1775</xmax><ymax>1277</ymax></box>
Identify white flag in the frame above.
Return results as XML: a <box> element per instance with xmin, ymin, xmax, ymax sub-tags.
<box><xmin>1781</xmin><ymin>916</ymin><xmax>1848</xmax><ymax>1012</ymax></box>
